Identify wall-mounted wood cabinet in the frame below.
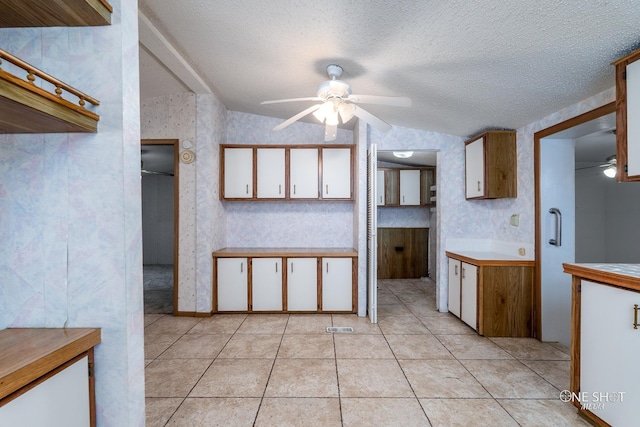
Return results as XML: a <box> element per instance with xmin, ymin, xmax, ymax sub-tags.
<box><xmin>613</xmin><ymin>48</ymin><xmax>640</xmax><ymax>182</ymax></box>
<box><xmin>377</xmin><ymin>167</ymin><xmax>435</xmax><ymax>207</ymax></box>
<box><xmin>0</xmin><ymin>0</ymin><xmax>112</xmax><ymax>27</ymax></box>
<box><xmin>465</xmin><ymin>130</ymin><xmax>517</xmax><ymax>199</ymax></box>
<box><xmin>220</xmin><ymin>144</ymin><xmax>354</xmax><ymax>201</ymax></box>
<box><xmin>447</xmin><ymin>251</ymin><xmax>533</xmax><ymax>337</ymax></box>
<box><xmin>213</xmin><ymin>248</ymin><xmax>357</xmax><ymax>313</ymax></box>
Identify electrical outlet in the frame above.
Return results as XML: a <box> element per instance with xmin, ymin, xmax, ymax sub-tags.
<box><xmin>518</xmin><ymin>248</ymin><xmax>526</xmax><ymax>256</ymax></box>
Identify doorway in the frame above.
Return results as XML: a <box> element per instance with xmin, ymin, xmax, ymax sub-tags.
<box><xmin>141</xmin><ymin>139</ymin><xmax>179</xmax><ymax>315</ymax></box>
<box><xmin>534</xmin><ymin>103</ymin><xmax>615</xmax><ymax>345</ymax></box>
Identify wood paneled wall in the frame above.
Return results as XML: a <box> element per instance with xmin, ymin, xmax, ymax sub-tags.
<box><xmin>377</xmin><ymin>228</ymin><xmax>428</xmax><ymax>279</ymax></box>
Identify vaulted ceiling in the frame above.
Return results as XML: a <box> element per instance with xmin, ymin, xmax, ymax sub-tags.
<box><xmin>138</xmin><ymin>1</ymin><xmax>639</xmax><ymax>139</ymax></box>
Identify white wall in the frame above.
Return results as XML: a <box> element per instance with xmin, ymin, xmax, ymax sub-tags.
<box><xmin>0</xmin><ymin>2</ymin><xmax>145</xmax><ymax>424</ymax></box>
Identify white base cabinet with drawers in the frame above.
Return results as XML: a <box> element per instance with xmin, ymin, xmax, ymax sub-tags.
<box><xmin>213</xmin><ymin>249</ymin><xmax>356</xmax><ymax>313</ymax></box>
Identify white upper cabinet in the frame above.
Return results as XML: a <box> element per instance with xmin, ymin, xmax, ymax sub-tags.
<box><xmin>614</xmin><ymin>48</ymin><xmax>640</xmax><ymax>181</ymax></box>
<box><xmin>465</xmin><ymin>137</ymin><xmax>485</xmax><ymax>199</ymax></box>
<box><xmin>257</xmin><ymin>148</ymin><xmax>285</xmax><ymax>198</ymax></box>
<box><xmin>223</xmin><ymin>147</ymin><xmax>253</xmax><ymax>198</ymax></box>
<box><xmin>290</xmin><ymin>148</ymin><xmax>319</xmax><ymax>198</ymax></box>
<box><xmin>322</xmin><ymin>148</ymin><xmax>352</xmax><ymax>199</ymax></box>
<box><xmin>399</xmin><ymin>169</ymin><xmax>420</xmax><ymax>205</ymax></box>
<box><xmin>376</xmin><ymin>170</ymin><xmax>385</xmax><ymax>205</ymax></box>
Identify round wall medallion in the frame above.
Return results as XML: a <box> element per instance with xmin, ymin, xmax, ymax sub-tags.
<box><xmin>180</xmin><ymin>149</ymin><xmax>195</xmax><ymax>164</ymax></box>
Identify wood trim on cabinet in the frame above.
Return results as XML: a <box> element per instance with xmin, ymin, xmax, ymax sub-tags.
<box><xmin>613</xmin><ymin>48</ymin><xmax>640</xmax><ymax>182</ymax></box>
<box><xmin>570</xmin><ymin>275</ymin><xmax>581</xmax><ymax>410</ymax></box>
<box><xmin>317</xmin><ymin>257</ymin><xmax>323</xmax><ymax>311</ymax></box>
<box><xmin>352</xmin><ymin>257</ymin><xmax>358</xmax><ymax>312</ymax></box>
<box><xmin>533</xmin><ymin>102</ymin><xmax>616</xmax><ymax>339</ymax></box>
<box><xmin>445</xmin><ymin>251</ymin><xmax>534</xmax><ymax>267</ymax></box>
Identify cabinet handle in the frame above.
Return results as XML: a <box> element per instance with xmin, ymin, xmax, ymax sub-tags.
<box><xmin>326</xmin><ymin>262</ymin><xmax>329</xmax><ymax>273</ymax></box>
<box><xmin>455</xmin><ymin>265</ymin><xmax>458</xmax><ymax>275</ymax></box>
<box><xmin>275</xmin><ymin>262</ymin><xmax>278</xmax><ymax>273</ymax></box>
<box><xmin>326</xmin><ymin>184</ymin><xmax>329</xmax><ymax>194</ymax></box>
<box><xmin>634</xmin><ymin>304</ymin><xmax>639</xmax><ymax>329</ymax></box>
<box><xmin>246</xmin><ymin>184</ymin><xmax>249</xmax><ymax>194</ymax></box>
<box><xmin>279</xmin><ymin>184</ymin><xmax>282</xmax><ymax>195</ymax></box>
<box><xmin>240</xmin><ymin>262</ymin><xmax>243</xmax><ymax>273</ymax></box>
<box><xmin>402</xmin><ymin>195</ymin><xmax>405</xmax><ymax>203</ymax></box>
<box><xmin>477</xmin><ymin>181</ymin><xmax>481</xmax><ymax>192</ymax></box>
<box><xmin>462</xmin><ymin>267</ymin><xmax>465</xmax><ymax>279</ymax></box>
<box><xmin>291</xmin><ymin>262</ymin><xmax>294</xmax><ymax>273</ymax></box>
<box><xmin>293</xmin><ymin>184</ymin><xmax>296</xmax><ymax>195</ymax></box>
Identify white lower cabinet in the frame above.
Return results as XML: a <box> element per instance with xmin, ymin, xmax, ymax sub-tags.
<box><xmin>287</xmin><ymin>258</ymin><xmax>318</xmax><ymax>311</ymax></box>
<box><xmin>448</xmin><ymin>259</ymin><xmax>461</xmax><ymax>317</ymax></box>
<box><xmin>321</xmin><ymin>257</ymin><xmax>353</xmax><ymax>311</ymax></box>
<box><xmin>580</xmin><ymin>280</ymin><xmax>640</xmax><ymax>427</ymax></box>
<box><xmin>251</xmin><ymin>258</ymin><xmax>283</xmax><ymax>311</ymax></box>
<box><xmin>0</xmin><ymin>356</ymin><xmax>90</xmax><ymax>427</ymax></box>
<box><xmin>460</xmin><ymin>262</ymin><xmax>478</xmax><ymax>330</ymax></box>
<box><xmin>217</xmin><ymin>258</ymin><xmax>248</xmax><ymax>311</ymax></box>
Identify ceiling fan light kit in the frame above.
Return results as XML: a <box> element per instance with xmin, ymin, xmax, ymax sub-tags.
<box><xmin>261</xmin><ymin>64</ymin><xmax>411</xmax><ymax>142</ymax></box>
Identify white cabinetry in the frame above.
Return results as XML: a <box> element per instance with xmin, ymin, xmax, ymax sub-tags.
<box><xmin>400</xmin><ymin>169</ymin><xmax>420</xmax><ymax>205</ymax></box>
<box><xmin>580</xmin><ymin>280</ymin><xmax>640</xmax><ymax>427</ymax></box>
<box><xmin>465</xmin><ymin>137</ymin><xmax>485</xmax><ymax>199</ymax></box>
<box><xmin>614</xmin><ymin>49</ymin><xmax>640</xmax><ymax>181</ymax></box>
<box><xmin>376</xmin><ymin>170</ymin><xmax>385</xmax><ymax>205</ymax></box>
<box><xmin>287</xmin><ymin>258</ymin><xmax>318</xmax><ymax>311</ymax></box>
<box><xmin>257</xmin><ymin>148</ymin><xmax>285</xmax><ymax>198</ymax></box>
<box><xmin>251</xmin><ymin>258</ymin><xmax>283</xmax><ymax>310</ymax></box>
<box><xmin>448</xmin><ymin>259</ymin><xmax>461</xmax><ymax>317</ymax></box>
<box><xmin>216</xmin><ymin>258</ymin><xmax>248</xmax><ymax>311</ymax></box>
<box><xmin>0</xmin><ymin>356</ymin><xmax>90</xmax><ymax>427</ymax></box>
<box><xmin>460</xmin><ymin>262</ymin><xmax>478</xmax><ymax>330</ymax></box>
<box><xmin>322</xmin><ymin>148</ymin><xmax>352</xmax><ymax>199</ymax></box>
<box><xmin>627</xmin><ymin>58</ymin><xmax>640</xmax><ymax>177</ymax></box>
<box><xmin>290</xmin><ymin>148</ymin><xmax>319</xmax><ymax>198</ymax></box>
<box><xmin>321</xmin><ymin>257</ymin><xmax>353</xmax><ymax>311</ymax></box>
<box><xmin>223</xmin><ymin>148</ymin><xmax>253</xmax><ymax>198</ymax></box>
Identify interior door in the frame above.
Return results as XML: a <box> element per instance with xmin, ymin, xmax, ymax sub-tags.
<box><xmin>367</xmin><ymin>143</ymin><xmax>378</xmax><ymax>323</ymax></box>
<box><xmin>540</xmin><ymin>138</ymin><xmax>575</xmax><ymax>347</ymax></box>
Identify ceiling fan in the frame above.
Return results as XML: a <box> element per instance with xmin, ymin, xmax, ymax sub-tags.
<box><xmin>576</xmin><ymin>154</ymin><xmax>617</xmax><ymax>178</ymax></box>
<box><xmin>261</xmin><ymin>64</ymin><xmax>412</xmax><ymax>141</ymax></box>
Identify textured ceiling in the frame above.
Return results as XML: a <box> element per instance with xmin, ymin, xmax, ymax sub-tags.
<box><xmin>138</xmin><ymin>0</ymin><xmax>640</xmax><ymax>138</ymax></box>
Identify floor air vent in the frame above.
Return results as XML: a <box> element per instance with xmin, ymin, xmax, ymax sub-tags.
<box><xmin>326</xmin><ymin>326</ymin><xmax>353</xmax><ymax>333</ymax></box>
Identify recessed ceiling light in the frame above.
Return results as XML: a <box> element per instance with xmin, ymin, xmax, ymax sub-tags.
<box><xmin>393</xmin><ymin>151</ymin><xmax>413</xmax><ymax>158</ymax></box>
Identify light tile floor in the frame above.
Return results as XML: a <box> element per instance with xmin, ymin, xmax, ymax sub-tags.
<box><xmin>144</xmin><ymin>278</ymin><xmax>590</xmax><ymax>426</ymax></box>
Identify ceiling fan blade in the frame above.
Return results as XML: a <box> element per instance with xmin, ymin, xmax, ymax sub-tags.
<box><xmin>348</xmin><ymin>95</ymin><xmax>412</xmax><ymax>107</ymax></box>
<box><xmin>325</xmin><ymin>123</ymin><xmax>338</xmax><ymax>142</ymax></box>
<box><xmin>261</xmin><ymin>97</ymin><xmax>322</xmax><ymax>105</ymax></box>
<box><xmin>352</xmin><ymin>105</ymin><xmax>392</xmax><ymax>132</ymax></box>
<box><xmin>273</xmin><ymin>104</ymin><xmax>322</xmax><ymax>131</ymax></box>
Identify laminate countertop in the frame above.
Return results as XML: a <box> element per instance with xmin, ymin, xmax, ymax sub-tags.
<box><xmin>213</xmin><ymin>247</ymin><xmax>358</xmax><ymax>257</ymax></box>
<box><xmin>446</xmin><ymin>251</ymin><xmax>534</xmax><ymax>267</ymax></box>
<box><xmin>563</xmin><ymin>263</ymin><xmax>640</xmax><ymax>292</ymax></box>
<box><xmin>0</xmin><ymin>328</ymin><xmax>101</xmax><ymax>400</ymax></box>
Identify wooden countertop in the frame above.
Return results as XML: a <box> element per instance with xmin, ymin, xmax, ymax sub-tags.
<box><xmin>0</xmin><ymin>328</ymin><xmax>101</xmax><ymax>400</ymax></box>
<box><xmin>446</xmin><ymin>251</ymin><xmax>535</xmax><ymax>267</ymax></box>
<box><xmin>563</xmin><ymin>263</ymin><xmax>640</xmax><ymax>292</ymax></box>
<box><xmin>213</xmin><ymin>247</ymin><xmax>358</xmax><ymax>257</ymax></box>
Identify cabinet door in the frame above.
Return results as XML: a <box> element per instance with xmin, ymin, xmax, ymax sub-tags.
<box><xmin>287</xmin><ymin>258</ymin><xmax>318</xmax><ymax>311</ymax></box>
<box><xmin>465</xmin><ymin>138</ymin><xmax>484</xmax><ymax>198</ymax></box>
<box><xmin>321</xmin><ymin>257</ymin><xmax>353</xmax><ymax>311</ymax></box>
<box><xmin>0</xmin><ymin>356</ymin><xmax>90</xmax><ymax>427</ymax></box>
<box><xmin>384</xmin><ymin>169</ymin><xmax>400</xmax><ymax>205</ymax></box>
<box><xmin>217</xmin><ymin>258</ymin><xmax>248</xmax><ymax>311</ymax></box>
<box><xmin>400</xmin><ymin>169</ymin><xmax>420</xmax><ymax>205</ymax></box>
<box><xmin>448</xmin><ymin>259</ymin><xmax>461</xmax><ymax>317</ymax></box>
<box><xmin>420</xmin><ymin>169</ymin><xmax>434</xmax><ymax>205</ymax></box>
<box><xmin>251</xmin><ymin>258</ymin><xmax>283</xmax><ymax>311</ymax></box>
<box><xmin>257</xmin><ymin>148</ymin><xmax>285</xmax><ymax>198</ymax></box>
<box><xmin>290</xmin><ymin>148</ymin><xmax>319</xmax><ymax>198</ymax></box>
<box><xmin>376</xmin><ymin>170</ymin><xmax>385</xmax><ymax>205</ymax></box>
<box><xmin>224</xmin><ymin>148</ymin><xmax>253</xmax><ymax>198</ymax></box>
<box><xmin>581</xmin><ymin>280</ymin><xmax>640</xmax><ymax>426</ymax></box>
<box><xmin>322</xmin><ymin>148</ymin><xmax>352</xmax><ymax>199</ymax></box>
<box><xmin>460</xmin><ymin>262</ymin><xmax>478</xmax><ymax>330</ymax></box>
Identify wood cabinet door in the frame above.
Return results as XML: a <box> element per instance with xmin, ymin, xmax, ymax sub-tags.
<box><xmin>322</xmin><ymin>148</ymin><xmax>352</xmax><ymax>199</ymax></box>
<box><xmin>287</xmin><ymin>258</ymin><xmax>318</xmax><ymax>311</ymax></box>
<box><xmin>251</xmin><ymin>258</ymin><xmax>283</xmax><ymax>311</ymax></box>
<box><xmin>376</xmin><ymin>170</ymin><xmax>385</xmax><ymax>205</ymax></box>
<box><xmin>400</xmin><ymin>169</ymin><xmax>420</xmax><ymax>205</ymax></box>
<box><xmin>257</xmin><ymin>148</ymin><xmax>285</xmax><ymax>198</ymax></box>
<box><xmin>448</xmin><ymin>259</ymin><xmax>461</xmax><ymax>317</ymax></box>
<box><xmin>321</xmin><ymin>258</ymin><xmax>353</xmax><ymax>311</ymax></box>
<box><xmin>384</xmin><ymin>169</ymin><xmax>400</xmax><ymax>205</ymax></box>
<box><xmin>460</xmin><ymin>262</ymin><xmax>478</xmax><ymax>330</ymax></box>
<box><xmin>223</xmin><ymin>148</ymin><xmax>253</xmax><ymax>198</ymax></box>
<box><xmin>217</xmin><ymin>258</ymin><xmax>248</xmax><ymax>311</ymax></box>
<box><xmin>290</xmin><ymin>148</ymin><xmax>319</xmax><ymax>198</ymax></box>
<box><xmin>580</xmin><ymin>280</ymin><xmax>640</xmax><ymax>426</ymax></box>
<box><xmin>465</xmin><ymin>137</ymin><xmax>484</xmax><ymax>198</ymax></box>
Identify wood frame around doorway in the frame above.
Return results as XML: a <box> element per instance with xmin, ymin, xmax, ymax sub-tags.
<box><xmin>141</xmin><ymin>139</ymin><xmax>180</xmax><ymax>316</ymax></box>
<box><xmin>533</xmin><ymin>102</ymin><xmax>615</xmax><ymax>339</ymax></box>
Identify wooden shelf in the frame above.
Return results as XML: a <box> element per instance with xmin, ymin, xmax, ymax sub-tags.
<box><xmin>0</xmin><ymin>48</ymin><xmax>100</xmax><ymax>134</ymax></box>
<box><xmin>0</xmin><ymin>0</ymin><xmax>112</xmax><ymax>27</ymax></box>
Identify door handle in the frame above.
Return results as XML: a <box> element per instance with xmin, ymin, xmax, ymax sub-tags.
<box><xmin>549</xmin><ymin>208</ymin><xmax>562</xmax><ymax>246</ymax></box>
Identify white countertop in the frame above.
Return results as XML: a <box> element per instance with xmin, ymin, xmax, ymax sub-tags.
<box><xmin>564</xmin><ymin>263</ymin><xmax>640</xmax><ymax>278</ymax></box>
<box><xmin>447</xmin><ymin>250</ymin><xmax>532</xmax><ymax>261</ymax></box>
<box><xmin>563</xmin><ymin>263</ymin><xmax>640</xmax><ymax>292</ymax></box>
